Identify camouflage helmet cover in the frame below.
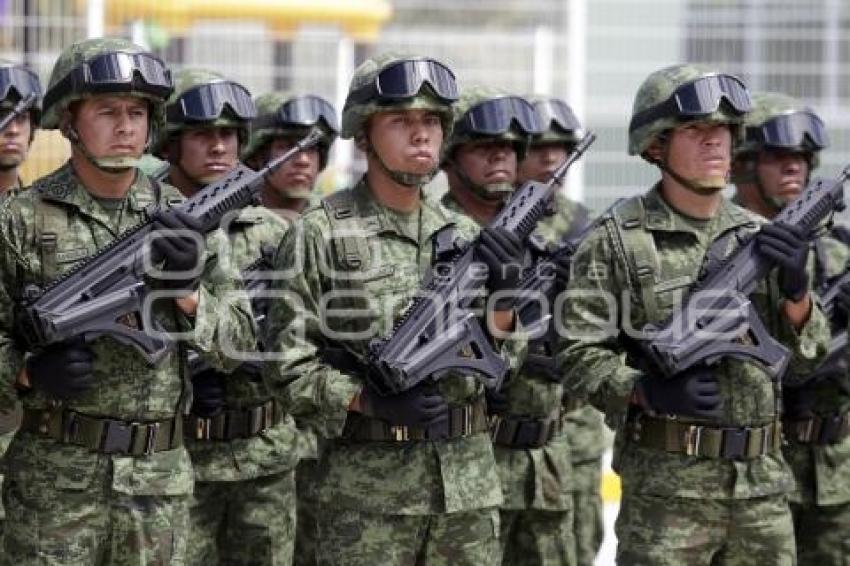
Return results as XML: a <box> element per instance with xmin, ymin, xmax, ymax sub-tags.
<box><xmin>241</xmin><ymin>91</ymin><xmax>338</xmax><ymax>169</ymax></box>
<box><xmin>443</xmin><ymin>85</ymin><xmax>534</xmax><ymax>162</ymax></box>
<box><xmin>628</xmin><ymin>63</ymin><xmax>749</xmax><ymax>156</ymax></box>
<box><xmin>734</xmin><ymin>91</ymin><xmax>824</xmax><ymax>167</ymax></box>
<box><xmin>164</xmin><ymin>68</ymin><xmax>252</xmax><ymax>135</ymax></box>
<box><xmin>340</xmin><ymin>52</ymin><xmax>455</xmax><ymax>141</ymax></box>
<box><xmin>526</xmin><ymin>94</ymin><xmax>582</xmax><ymax>147</ymax></box>
<box><xmin>41</xmin><ymin>37</ymin><xmax>171</xmax><ymax>130</ymax></box>
<box><xmin>0</xmin><ymin>58</ymin><xmax>42</xmax><ymax>126</ymax></box>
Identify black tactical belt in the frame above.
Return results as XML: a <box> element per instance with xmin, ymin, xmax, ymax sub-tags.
<box><xmin>784</xmin><ymin>411</ymin><xmax>850</xmax><ymax>445</ymax></box>
<box><xmin>627</xmin><ymin>413</ymin><xmax>782</xmax><ymax>461</ymax></box>
<box><xmin>342</xmin><ymin>400</ymin><xmax>488</xmax><ymax>442</ymax></box>
<box><xmin>21</xmin><ymin>407</ymin><xmax>183</xmax><ymax>456</ymax></box>
<box><xmin>490</xmin><ymin>410</ymin><xmax>563</xmax><ymax>449</ymax></box>
<box><xmin>186</xmin><ymin>399</ymin><xmax>278</xmax><ymax>441</ymax></box>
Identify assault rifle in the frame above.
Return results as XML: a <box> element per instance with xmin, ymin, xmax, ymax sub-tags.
<box><xmin>641</xmin><ymin>165</ymin><xmax>850</xmax><ymax>379</ymax></box>
<box><xmin>366</xmin><ymin>132</ymin><xmax>596</xmax><ymax>396</ymax></box>
<box><xmin>0</xmin><ymin>93</ymin><xmax>37</xmax><ymax>132</ymax></box>
<box><xmin>805</xmin><ymin>271</ymin><xmax>850</xmax><ymax>384</ymax></box>
<box><xmin>16</xmin><ymin>130</ymin><xmax>323</xmax><ymax>365</ymax></box>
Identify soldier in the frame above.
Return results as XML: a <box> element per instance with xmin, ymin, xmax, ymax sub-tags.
<box><xmin>238</xmin><ymin>90</ymin><xmax>340</xmax><ymax>566</ymax></box>
<box><xmin>440</xmin><ymin>86</ymin><xmax>579</xmax><ymax>565</ymax></box>
<box><xmin>559</xmin><ymin>64</ymin><xmax>830</xmax><ymax>563</ymax></box>
<box><xmin>241</xmin><ymin>91</ymin><xmax>338</xmax><ymax>217</ymax></box>
<box><xmin>0</xmin><ymin>38</ymin><xmax>255</xmax><ymax>563</ymax></box>
<box><xmin>264</xmin><ymin>53</ymin><xmax>526</xmax><ymax>564</ymax></box>
<box><xmin>157</xmin><ymin>68</ymin><xmax>309</xmax><ymax>564</ymax></box>
<box><xmin>732</xmin><ymin>92</ymin><xmax>850</xmax><ymax>565</ymax></box>
<box><xmin>516</xmin><ymin>95</ymin><xmax>607</xmax><ymax>566</ymax></box>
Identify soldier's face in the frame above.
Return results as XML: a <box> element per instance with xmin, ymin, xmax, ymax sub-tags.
<box><xmin>517</xmin><ymin>142</ymin><xmax>568</xmax><ymax>183</ymax></box>
<box><xmin>455</xmin><ymin>140</ymin><xmax>517</xmax><ymax>187</ymax></box>
<box><xmin>265</xmin><ymin>137</ymin><xmax>320</xmax><ymax>198</ymax></box>
<box><xmin>177</xmin><ymin>126</ymin><xmax>239</xmax><ymax>185</ymax></box>
<box><xmin>666</xmin><ymin>123</ymin><xmax>732</xmax><ymax>185</ymax></box>
<box><xmin>0</xmin><ymin>110</ymin><xmax>32</xmax><ymax>170</ymax></box>
<box><xmin>755</xmin><ymin>150</ymin><xmax>809</xmax><ymax>204</ymax></box>
<box><xmin>368</xmin><ymin>109</ymin><xmax>442</xmax><ymax>175</ymax></box>
<box><xmin>73</xmin><ymin>96</ymin><xmax>149</xmax><ymax>160</ymax></box>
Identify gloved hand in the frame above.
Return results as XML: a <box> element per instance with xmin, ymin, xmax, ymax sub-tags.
<box><xmin>485</xmin><ymin>386</ymin><xmax>510</xmax><ymax>415</ymax></box>
<box><xmin>783</xmin><ymin>386</ymin><xmax>818</xmax><ymax>420</ymax></box>
<box><xmin>26</xmin><ymin>338</ymin><xmax>95</xmax><ymax>399</ymax></box>
<box><xmin>636</xmin><ymin>366</ymin><xmax>723</xmax><ymax>420</ymax></box>
<box><xmin>475</xmin><ymin>227</ymin><xmax>524</xmax><ymax>309</ymax></box>
<box><xmin>755</xmin><ymin>223</ymin><xmax>810</xmax><ymax>301</ymax></box>
<box><xmin>190</xmin><ymin>369</ymin><xmax>226</xmax><ymax>418</ymax></box>
<box><xmin>359</xmin><ymin>380</ymin><xmax>448</xmax><ymax>429</ymax></box>
<box><xmin>148</xmin><ymin>208</ymin><xmax>206</xmax><ymax>292</ymax></box>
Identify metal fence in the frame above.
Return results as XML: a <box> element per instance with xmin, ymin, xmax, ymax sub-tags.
<box><xmin>2</xmin><ymin>0</ymin><xmax>850</xmax><ymax>213</ymax></box>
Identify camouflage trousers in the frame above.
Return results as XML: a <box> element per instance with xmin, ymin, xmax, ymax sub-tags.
<box><xmin>187</xmin><ymin>469</ymin><xmax>295</xmax><ymax>565</ymax></box>
<box><xmin>1</xmin><ymin>464</ymin><xmax>189</xmax><ymax>565</ymax></box>
<box><xmin>790</xmin><ymin>500</ymin><xmax>850</xmax><ymax>565</ymax></box>
<box><xmin>294</xmin><ymin>459</ymin><xmax>319</xmax><ymax>566</ymax></box>
<box><xmin>499</xmin><ymin>507</ymin><xmax>576</xmax><ymax>565</ymax></box>
<box><xmin>0</xmin><ymin>429</ymin><xmax>12</xmax><ymax>545</ymax></box>
<box><xmin>314</xmin><ymin>506</ymin><xmax>501</xmax><ymax>565</ymax></box>
<box><xmin>615</xmin><ymin>492</ymin><xmax>796</xmax><ymax>565</ymax></box>
<box><xmin>571</xmin><ymin>458</ymin><xmax>604</xmax><ymax>566</ymax></box>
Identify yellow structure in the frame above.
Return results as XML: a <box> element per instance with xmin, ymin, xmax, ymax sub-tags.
<box><xmin>98</xmin><ymin>0</ymin><xmax>393</xmax><ymax>41</ymax></box>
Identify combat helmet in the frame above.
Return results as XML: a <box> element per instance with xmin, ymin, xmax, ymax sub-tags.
<box><xmin>526</xmin><ymin>95</ymin><xmax>582</xmax><ymax>150</ymax></box>
<box><xmin>241</xmin><ymin>91</ymin><xmax>338</xmax><ymax>169</ymax></box>
<box><xmin>341</xmin><ymin>53</ymin><xmax>459</xmax><ymax>187</ymax></box>
<box><xmin>41</xmin><ymin>37</ymin><xmax>173</xmax><ymax>171</ymax></box>
<box><xmin>0</xmin><ymin>58</ymin><xmax>43</xmax><ymax>129</ymax></box>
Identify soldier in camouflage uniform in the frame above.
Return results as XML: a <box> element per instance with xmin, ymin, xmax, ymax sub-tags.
<box><xmin>0</xmin><ymin>57</ymin><xmax>42</xmax><ymax>548</ymax></box>
<box><xmin>559</xmin><ymin>64</ymin><xmax>831</xmax><ymax>564</ymax></box>
<box><xmin>264</xmin><ymin>53</ymin><xmax>527</xmax><ymax>565</ymax></box>
<box><xmin>732</xmin><ymin>92</ymin><xmax>850</xmax><ymax>564</ymax></box>
<box><xmin>157</xmin><ymin>68</ymin><xmax>311</xmax><ymax>564</ymax></box>
<box><xmin>0</xmin><ymin>38</ymin><xmax>255</xmax><ymax>564</ymax></box>
<box><xmin>441</xmin><ymin>86</ymin><xmax>579</xmax><ymax>565</ymax></box>
<box><xmin>516</xmin><ymin>95</ymin><xmax>607</xmax><ymax>566</ymax></box>
<box><xmin>239</xmin><ymin>90</ymin><xmax>340</xmax><ymax>566</ymax></box>
<box><xmin>242</xmin><ymin>91</ymin><xmax>338</xmax><ymax>218</ymax></box>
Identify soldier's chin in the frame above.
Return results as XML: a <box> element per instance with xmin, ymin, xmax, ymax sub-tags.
<box><xmin>281</xmin><ymin>185</ymin><xmax>313</xmax><ymax>199</ymax></box>
<box><xmin>0</xmin><ymin>155</ymin><xmax>21</xmax><ymax>170</ymax></box>
<box><xmin>688</xmin><ymin>176</ymin><xmax>726</xmax><ymax>194</ymax></box>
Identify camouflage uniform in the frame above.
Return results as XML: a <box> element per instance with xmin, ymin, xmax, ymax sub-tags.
<box><xmin>264</xmin><ymin>55</ymin><xmax>522</xmax><ymax>565</ymax></box>
<box><xmin>733</xmin><ymin>92</ymin><xmax>850</xmax><ymax>565</ymax></box>
<box><xmin>0</xmin><ymin>39</ymin><xmax>255</xmax><ymax>564</ymax></box>
<box><xmin>559</xmin><ymin>64</ymin><xmax>830</xmax><ymax>564</ymax></box>
<box><xmin>159</xmin><ymin>70</ymin><xmax>306</xmax><ymax>565</ymax></box>
<box><xmin>241</xmin><ymin>90</ymin><xmax>340</xmax><ymax>566</ymax></box>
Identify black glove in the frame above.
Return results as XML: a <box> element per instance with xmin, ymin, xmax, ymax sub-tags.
<box><xmin>475</xmin><ymin>227</ymin><xmax>524</xmax><ymax>309</ymax></box>
<box><xmin>783</xmin><ymin>386</ymin><xmax>818</xmax><ymax>420</ymax></box>
<box><xmin>360</xmin><ymin>380</ymin><xmax>449</xmax><ymax>429</ymax></box>
<box><xmin>637</xmin><ymin>366</ymin><xmax>723</xmax><ymax>420</ymax></box>
<box><xmin>755</xmin><ymin>223</ymin><xmax>810</xmax><ymax>301</ymax></box>
<box><xmin>191</xmin><ymin>369</ymin><xmax>226</xmax><ymax>418</ymax></box>
<box><xmin>26</xmin><ymin>338</ymin><xmax>95</xmax><ymax>399</ymax></box>
<box><xmin>485</xmin><ymin>386</ymin><xmax>510</xmax><ymax>415</ymax></box>
<box><xmin>148</xmin><ymin>208</ymin><xmax>206</xmax><ymax>292</ymax></box>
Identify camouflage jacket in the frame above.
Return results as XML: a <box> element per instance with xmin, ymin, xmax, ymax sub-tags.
<box><xmin>0</xmin><ymin>163</ymin><xmax>255</xmax><ymax>497</ymax></box>
<box><xmin>783</xmin><ymin>227</ymin><xmax>850</xmax><ymax>505</ymax></box>
<box><xmin>264</xmin><ymin>178</ymin><xmax>527</xmax><ymax>515</ymax></box>
<box><xmin>442</xmin><ymin>191</ymin><xmax>573</xmax><ymax>510</ymax></box>
<box><xmin>559</xmin><ymin>184</ymin><xmax>829</xmax><ymax>500</ymax></box>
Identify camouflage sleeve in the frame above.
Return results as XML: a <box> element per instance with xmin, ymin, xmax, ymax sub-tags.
<box><xmin>0</xmin><ymin>200</ymin><xmax>27</xmax><ymax>406</ymax></box>
<box><xmin>181</xmin><ymin>227</ymin><xmax>257</xmax><ymax>373</ymax></box>
<box><xmin>557</xmin><ymin>226</ymin><xmax>641</xmax><ymax>420</ymax></box>
<box><xmin>263</xmin><ymin>218</ymin><xmax>361</xmax><ymax>439</ymax></box>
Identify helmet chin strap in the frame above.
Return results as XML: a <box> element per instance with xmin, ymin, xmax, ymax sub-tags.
<box><xmin>650</xmin><ymin>140</ymin><xmax>726</xmax><ymax>195</ymax></box>
<box><xmin>369</xmin><ymin>144</ymin><xmax>437</xmax><ymax>189</ymax></box>
<box><xmin>449</xmin><ymin>161</ymin><xmax>512</xmax><ymax>202</ymax></box>
<box><xmin>66</xmin><ymin>125</ymin><xmax>143</xmax><ymax>173</ymax></box>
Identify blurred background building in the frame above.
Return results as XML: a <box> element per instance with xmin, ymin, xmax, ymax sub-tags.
<box><xmin>2</xmin><ymin>0</ymin><xmax>847</xmax><ymax>212</ymax></box>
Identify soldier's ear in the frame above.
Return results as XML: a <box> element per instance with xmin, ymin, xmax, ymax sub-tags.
<box><xmin>644</xmin><ymin>137</ymin><xmax>666</xmax><ymax>162</ymax></box>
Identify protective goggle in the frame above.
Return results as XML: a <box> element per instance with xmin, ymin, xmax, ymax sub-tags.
<box><xmin>629</xmin><ymin>74</ymin><xmax>752</xmax><ymax>133</ymax></box>
<box><xmin>347</xmin><ymin>59</ymin><xmax>459</xmax><ymax>105</ymax></box>
<box><xmin>252</xmin><ymin>95</ymin><xmax>339</xmax><ymax>134</ymax></box>
<box><xmin>455</xmin><ymin>96</ymin><xmax>543</xmax><ymax>137</ymax></box>
<box><xmin>534</xmin><ymin>98</ymin><xmax>581</xmax><ymax>133</ymax></box>
<box><xmin>0</xmin><ymin>66</ymin><xmax>41</xmax><ymax>103</ymax></box>
<box><xmin>44</xmin><ymin>51</ymin><xmax>173</xmax><ymax>110</ymax></box>
<box><xmin>166</xmin><ymin>80</ymin><xmax>256</xmax><ymax>123</ymax></box>
<box><xmin>746</xmin><ymin>110</ymin><xmax>828</xmax><ymax>151</ymax></box>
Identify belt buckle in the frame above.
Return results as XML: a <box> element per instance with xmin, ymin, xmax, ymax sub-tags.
<box><xmin>800</xmin><ymin>418</ymin><xmax>815</xmax><ymax>443</ymax></box>
<box><xmin>195</xmin><ymin>417</ymin><xmax>211</xmax><ymax>441</ymax></box>
<box><xmin>684</xmin><ymin>424</ymin><xmax>702</xmax><ymax>456</ymax></box>
<box><xmin>390</xmin><ymin>425</ymin><xmax>409</xmax><ymax>442</ymax></box>
<box><xmin>144</xmin><ymin>422</ymin><xmax>159</xmax><ymax>455</ymax></box>
<box><xmin>102</xmin><ymin>420</ymin><xmax>134</xmax><ymax>454</ymax></box>
<box><xmin>722</xmin><ymin>428</ymin><xmax>748</xmax><ymax>460</ymax></box>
